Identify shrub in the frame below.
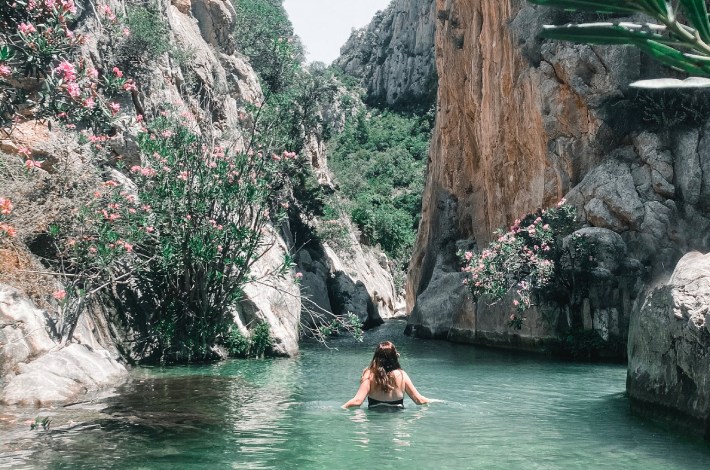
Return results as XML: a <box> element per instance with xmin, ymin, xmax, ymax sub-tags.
<box><xmin>0</xmin><ymin>0</ymin><xmax>133</xmax><ymax>132</ymax></box>
<box><xmin>113</xmin><ymin>4</ymin><xmax>172</xmax><ymax>71</ymax></box>
<box><xmin>460</xmin><ymin>201</ymin><xmax>596</xmax><ymax>329</ymax></box>
<box><xmin>54</xmin><ymin>116</ymin><xmax>299</xmax><ymax>362</ymax></box>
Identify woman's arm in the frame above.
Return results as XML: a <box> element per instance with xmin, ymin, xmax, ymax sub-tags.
<box><xmin>342</xmin><ymin>371</ymin><xmax>371</xmax><ymax>409</ymax></box>
<box><xmin>403</xmin><ymin>370</ymin><xmax>429</xmax><ymax>405</ymax></box>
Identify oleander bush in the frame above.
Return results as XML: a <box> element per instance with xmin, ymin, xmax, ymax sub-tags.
<box><xmin>52</xmin><ymin>115</ymin><xmax>300</xmax><ymax>362</ymax></box>
<box><xmin>460</xmin><ymin>202</ymin><xmax>596</xmax><ymax>329</ymax></box>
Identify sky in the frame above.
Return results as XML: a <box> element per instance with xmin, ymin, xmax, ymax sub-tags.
<box><xmin>283</xmin><ymin>0</ymin><xmax>392</xmax><ymax>64</ymax></box>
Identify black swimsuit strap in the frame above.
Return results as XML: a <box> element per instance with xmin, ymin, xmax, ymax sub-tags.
<box><xmin>368</xmin><ymin>396</ymin><xmax>404</xmax><ymax>407</ymax></box>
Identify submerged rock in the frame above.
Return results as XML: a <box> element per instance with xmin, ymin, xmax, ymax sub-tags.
<box><xmin>627</xmin><ymin>252</ymin><xmax>710</xmax><ymax>441</ymax></box>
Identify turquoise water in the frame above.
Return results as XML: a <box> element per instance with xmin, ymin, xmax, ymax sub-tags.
<box><xmin>1</xmin><ymin>320</ymin><xmax>709</xmax><ymax>469</ymax></box>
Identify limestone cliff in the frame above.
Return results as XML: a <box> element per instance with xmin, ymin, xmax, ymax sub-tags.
<box><xmin>406</xmin><ymin>0</ymin><xmax>710</xmax><ymax>352</ymax></box>
<box><xmin>335</xmin><ymin>0</ymin><xmax>437</xmax><ymax>109</ymax></box>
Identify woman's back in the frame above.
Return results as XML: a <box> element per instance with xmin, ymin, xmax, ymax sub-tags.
<box><xmin>342</xmin><ymin>341</ymin><xmax>429</xmax><ymax>409</ymax></box>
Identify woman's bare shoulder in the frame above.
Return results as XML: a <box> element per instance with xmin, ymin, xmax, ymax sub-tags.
<box><xmin>361</xmin><ymin>368</ymin><xmax>372</xmax><ymax>380</ymax></box>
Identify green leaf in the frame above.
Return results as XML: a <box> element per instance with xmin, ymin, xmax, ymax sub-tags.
<box><xmin>637</xmin><ymin>40</ymin><xmax>710</xmax><ymax>76</ymax></box>
<box><xmin>528</xmin><ymin>0</ymin><xmax>642</xmax><ymax>14</ymax></box>
<box><xmin>540</xmin><ymin>23</ymin><xmax>668</xmax><ymax>45</ymax></box>
<box><xmin>0</xmin><ymin>46</ymin><xmax>15</xmax><ymax>61</ymax></box>
<box><xmin>678</xmin><ymin>0</ymin><xmax>710</xmax><ymax>44</ymax></box>
<box><xmin>642</xmin><ymin>0</ymin><xmax>670</xmax><ymax>16</ymax></box>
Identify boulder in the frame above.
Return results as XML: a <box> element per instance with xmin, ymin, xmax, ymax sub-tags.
<box><xmin>627</xmin><ymin>252</ymin><xmax>710</xmax><ymax>440</ymax></box>
<box><xmin>0</xmin><ymin>285</ymin><xmax>127</xmax><ymax>406</ymax></box>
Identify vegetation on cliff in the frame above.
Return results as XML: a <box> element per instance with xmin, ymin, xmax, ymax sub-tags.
<box><xmin>328</xmin><ymin>108</ymin><xmax>433</xmax><ymax>268</ymax></box>
<box><xmin>0</xmin><ymin>0</ymin><xmax>365</xmax><ymax>363</ymax></box>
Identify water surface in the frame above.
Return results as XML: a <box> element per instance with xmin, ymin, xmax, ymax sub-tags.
<box><xmin>1</xmin><ymin>320</ymin><xmax>709</xmax><ymax>469</ymax></box>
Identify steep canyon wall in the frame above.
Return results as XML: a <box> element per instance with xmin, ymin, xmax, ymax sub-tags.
<box><xmin>407</xmin><ymin>0</ymin><xmax>710</xmax><ymax>348</ymax></box>
<box><xmin>335</xmin><ymin>0</ymin><xmax>437</xmax><ymax>109</ymax></box>
<box><xmin>402</xmin><ymin>0</ymin><xmax>710</xmax><ymax>438</ymax></box>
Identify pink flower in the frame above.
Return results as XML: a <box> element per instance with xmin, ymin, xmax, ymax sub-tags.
<box><xmin>161</xmin><ymin>130</ymin><xmax>173</xmax><ymax>138</ymax></box>
<box><xmin>122</xmin><ymin>27</ymin><xmax>130</xmax><ymax>37</ymax></box>
<box><xmin>66</xmin><ymin>82</ymin><xmax>81</xmax><ymax>98</ymax></box>
<box><xmin>100</xmin><ymin>4</ymin><xmax>116</xmax><ymax>21</ymax></box>
<box><xmin>60</xmin><ymin>0</ymin><xmax>77</xmax><ymax>13</ymax></box>
<box><xmin>513</xmin><ymin>299</ymin><xmax>519</xmax><ymax>306</ymax></box>
<box><xmin>123</xmin><ymin>80</ymin><xmax>137</xmax><ymax>92</ymax></box>
<box><xmin>146</xmin><ymin>226</ymin><xmax>154</xmax><ymax>233</ymax></box>
<box><xmin>108</xmin><ymin>102</ymin><xmax>120</xmax><ymax>115</ymax></box>
<box><xmin>0</xmin><ymin>224</ymin><xmax>17</xmax><ymax>237</ymax></box>
<box><xmin>0</xmin><ymin>197</ymin><xmax>13</xmax><ymax>215</ymax></box>
<box><xmin>18</xmin><ymin>146</ymin><xmax>31</xmax><ymax>158</ymax></box>
<box><xmin>18</xmin><ymin>23</ymin><xmax>36</xmax><ymax>34</ymax></box>
<box><xmin>295</xmin><ymin>272</ymin><xmax>303</xmax><ymax>279</ymax></box>
<box><xmin>178</xmin><ymin>171</ymin><xmax>188</xmax><ymax>181</ymax></box>
<box><xmin>55</xmin><ymin>61</ymin><xmax>76</xmax><ymax>81</ymax></box>
<box><xmin>557</xmin><ymin>198</ymin><xmax>567</xmax><ymax>207</ymax></box>
<box><xmin>0</xmin><ymin>64</ymin><xmax>11</xmax><ymax>77</ymax></box>
<box><xmin>53</xmin><ymin>290</ymin><xmax>67</xmax><ymax>301</ymax></box>
<box><xmin>542</xmin><ymin>224</ymin><xmax>550</xmax><ymax>230</ymax></box>
<box><xmin>87</xmin><ymin>68</ymin><xmax>99</xmax><ymax>79</ymax></box>
<box><xmin>112</xmin><ymin>67</ymin><xmax>123</xmax><ymax>78</ymax></box>
<box><xmin>83</xmin><ymin>97</ymin><xmax>95</xmax><ymax>108</ymax></box>
<box><xmin>464</xmin><ymin>251</ymin><xmax>473</xmax><ymax>261</ymax></box>
<box><xmin>217</xmin><ymin>245</ymin><xmax>223</xmax><ymax>253</ymax></box>
<box><xmin>24</xmin><ymin>159</ymin><xmax>42</xmax><ymax>170</ymax></box>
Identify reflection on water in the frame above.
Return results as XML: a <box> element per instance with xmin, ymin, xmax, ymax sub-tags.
<box><xmin>0</xmin><ymin>320</ymin><xmax>709</xmax><ymax>469</ymax></box>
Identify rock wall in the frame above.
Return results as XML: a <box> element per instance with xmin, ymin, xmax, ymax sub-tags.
<box><xmin>295</xmin><ymin>218</ymin><xmax>398</xmax><ymax>331</ymax></box>
<box><xmin>335</xmin><ymin>0</ymin><xmax>437</xmax><ymax>109</ymax></box>
<box><xmin>406</xmin><ymin>0</ymin><xmax>710</xmax><ymax>352</ymax></box>
<box><xmin>627</xmin><ymin>252</ymin><xmax>710</xmax><ymax>441</ymax></box>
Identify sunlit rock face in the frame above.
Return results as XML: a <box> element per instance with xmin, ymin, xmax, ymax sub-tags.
<box><xmin>335</xmin><ymin>0</ymin><xmax>437</xmax><ymax>109</ymax></box>
<box><xmin>406</xmin><ymin>0</ymin><xmax>710</xmax><ymax>352</ymax></box>
<box><xmin>0</xmin><ymin>285</ymin><xmax>127</xmax><ymax>406</ymax></box>
<box><xmin>627</xmin><ymin>252</ymin><xmax>710</xmax><ymax>441</ymax></box>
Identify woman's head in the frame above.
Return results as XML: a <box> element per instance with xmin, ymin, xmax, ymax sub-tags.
<box><xmin>367</xmin><ymin>341</ymin><xmax>401</xmax><ymax>392</ymax></box>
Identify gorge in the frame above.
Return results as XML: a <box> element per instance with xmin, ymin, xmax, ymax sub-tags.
<box><xmin>0</xmin><ymin>0</ymin><xmax>709</xmax><ymax>464</ymax></box>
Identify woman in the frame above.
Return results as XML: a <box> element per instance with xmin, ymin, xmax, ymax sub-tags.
<box><xmin>342</xmin><ymin>341</ymin><xmax>429</xmax><ymax>409</ymax></box>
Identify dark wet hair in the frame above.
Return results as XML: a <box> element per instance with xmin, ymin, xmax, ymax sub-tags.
<box><xmin>366</xmin><ymin>341</ymin><xmax>401</xmax><ymax>392</ymax></box>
